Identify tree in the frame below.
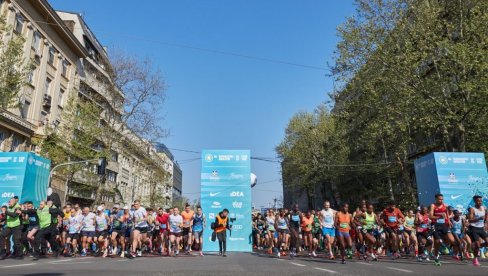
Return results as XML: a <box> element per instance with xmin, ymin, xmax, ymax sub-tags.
<box><xmin>0</xmin><ymin>15</ymin><xmax>30</xmax><ymax>109</ymax></box>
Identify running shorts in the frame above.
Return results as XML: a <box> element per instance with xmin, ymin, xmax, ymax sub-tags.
<box><xmin>313</xmin><ymin>231</ymin><xmax>321</xmax><ymax>240</ymax></box>
<box><xmin>336</xmin><ymin>231</ymin><xmax>350</xmax><ymax>238</ymax></box>
<box><xmin>468</xmin><ymin>226</ymin><xmax>488</xmax><ymax>242</ymax></box>
<box><xmin>96</xmin><ymin>230</ymin><xmax>108</xmax><ymax>238</ymax></box>
<box><xmin>182</xmin><ymin>227</ymin><xmax>191</xmax><ymax>236</ymax></box>
<box><xmin>193</xmin><ymin>230</ymin><xmax>203</xmax><ymax>240</ymax></box>
<box><xmin>135</xmin><ymin>226</ymin><xmax>148</xmax><ymax>234</ymax></box>
<box><xmin>277</xmin><ymin>228</ymin><xmax>289</xmax><ymax>235</ymax></box>
<box><xmin>322</xmin><ymin>227</ymin><xmax>336</xmax><ymax>237</ymax></box>
<box><xmin>68</xmin><ymin>233</ymin><xmax>80</xmax><ymax>240</ymax></box>
<box><xmin>384</xmin><ymin>227</ymin><xmax>402</xmax><ymax>235</ymax></box>
<box><xmin>432</xmin><ymin>224</ymin><xmax>451</xmax><ymax>240</ymax></box>
<box><xmin>81</xmin><ymin>231</ymin><xmax>95</xmax><ymax>238</ymax></box>
<box><xmin>170</xmin><ymin>232</ymin><xmax>182</xmax><ymax>238</ymax></box>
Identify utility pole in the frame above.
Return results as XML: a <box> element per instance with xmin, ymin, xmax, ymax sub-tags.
<box><xmin>273</xmin><ymin>197</ymin><xmax>278</xmax><ymax>212</ymax></box>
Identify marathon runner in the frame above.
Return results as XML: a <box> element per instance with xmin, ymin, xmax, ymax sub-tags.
<box><xmin>155</xmin><ymin>208</ymin><xmax>169</xmax><ymax>256</ymax></box>
<box><xmin>467</xmin><ymin>195</ymin><xmax>488</xmax><ymax>266</ymax></box>
<box><xmin>265</xmin><ymin>209</ymin><xmax>276</xmax><ymax>254</ymax></box>
<box><xmin>403</xmin><ymin>209</ymin><xmax>418</xmax><ymax>259</ymax></box>
<box><xmin>181</xmin><ymin>204</ymin><xmax>194</xmax><ymax>254</ymax></box>
<box><xmin>80</xmin><ymin>207</ymin><xmax>96</xmax><ymax>257</ymax></box>
<box><xmin>311</xmin><ymin>210</ymin><xmax>321</xmax><ymax>257</ymax></box>
<box><xmin>65</xmin><ymin>208</ymin><xmax>82</xmax><ymax>257</ymax></box>
<box><xmin>23</xmin><ymin>201</ymin><xmax>39</xmax><ymax>257</ymax></box>
<box><xmin>192</xmin><ymin>206</ymin><xmax>206</xmax><ymax>256</ymax></box>
<box><xmin>288</xmin><ymin>204</ymin><xmax>301</xmax><ymax>258</ymax></box>
<box><xmin>415</xmin><ymin>205</ymin><xmax>432</xmax><ymax>261</ymax></box>
<box><xmin>168</xmin><ymin>207</ymin><xmax>183</xmax><ymax>256</ymax></box>
<box><xmin>95</xmin><ymin>206</ymin><xmax>110</xmax><ymax>257</ymax></box>
<box><xmin>335</xmin><ymin>202</ymin><xmax>353</xmax><ymax>264</ymax></box>
<box><xmin>131</xmin><ymin>200</ymin><xmax>148</xmax><ymax>258</ymax></box>
<box><xmin>300</xmin><ymin>210</ymin><xmax>313</xmax><ymax>257</ymax></box>
<box><xmin>319</xmin><ymin>201</ymin><xmax>336</xmax><ymax>260</ymax></box>
<box><xmin>381</xmin><ymin>201</ymin><xmax>404</xmax><ymax>259</ymax></box>
<box><xmin>360</xmin><ymin>203</ymin><xmax>380</xmax><ymax>261</ymax></box>
<box><xmin>111</xmin><ymin>206</ymin><xmax>130</xmax><ymax>257</ymax></box>
<box><xmin>275</xmin><ymin>209</ymin><xmax>289</xmax><ymax>257</ymax></box>
<box><xmin>451</xmin><ymin>209</ymin><xmax>467</xmax><ymax>261</ymax></box>
<box><xmin>430</xmin><ymin>193</ymin><xmax>459</xmax><ymax>266</ymax></box>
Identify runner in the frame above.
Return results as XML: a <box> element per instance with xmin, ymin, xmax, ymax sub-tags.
<box><xmin>353</xmin><ymin>202</ymin><xmax>367</xmax><ymax>259</ymax></box>
<box><xmin>450</xmin><ymin>209</ymin><xmax>467</xmax><ymax>261</ymax></box>
<box><xmin>319</xmin><ymin>201</ymin><xmax>336</xmax><ymax>260</ymax></box>
<box><xmin>403</xmin><ymin>209</ymin><xmax>418</xmax><ymax>259</ymax></box>
<box><xmin>381</xmin><ymin>201</ymin><xmax>404</xmax><ymax>259</ymax></box>
<box><xmin>275</xmin><ymin>209</ymin><xmax>289</xmax><ymax>258</ymax></box>
<box><xmin>467</xmin><ymin>195</ymin><xmax>488</xmax><ymax>266</ymax></box>
<box><xmin>415</xmin><ymin>205</ymin><xmax>432</xmax><ymax>262</ymax></box>
<box><xmin>181</xmin><ymin>203</ymin><xmax>194</xmax><ymax>254</ymax></box>
<box><xmin>130</xmin><ymin>200</ymin><xmax>148</xmax><ymax>258</ymax></box>
<box><xmin>288</xmin><ymin>204</ymin><xmax>301</xmax><ymax>258</ymax></box>
<box><xmin>23</xmin><ymin>201</ymin><xmax>39</xmax><ymax>257</ymax></box>
<box><xmin>265</xmin><ymin>209</ymin><xmax>276</xmax><ymax>254</ymax></box>
<box><xmin>155</xmin><ymin>208</ymin><xmax>170</xmax><ymax>256</ymax></box>
<box><xmin>311</xmin><ymin>210</ymin><xmax>321</xmax><ymax>257</ymax></box>
<box><xmin>335</xmin><ymin>202</ymin><xmax>353</xmax><ymax>264</ymax></box>
<box><xmin>168</xmin><ymin>207</ymin><xmax>183</xmax><ymax>256</ymax></box>
<box><xmin>146</xmin><ymin>208</ymin><xmax>156</xmax><ymax>254</ymax></box>
<box><xmin>192</xmin><ymin>206</ymin><xmax>206</xmax><ymax>256</ymax></box>
<box><xmin>429</xmin><ymin>193</ymin><xmax>459</xmax><ymax>266</ymax></box>
<box><xmin>95</xmin><ymin>206</ymin><xmax>110</xmax><ymax>257</ymax></box>
<box><xmin>300</xmin><ymin>210</ymin><xmax>313</xmax><ymax>256</ymax></box>
<box><xmin>65</xmin><ymin>208</ymin><xmax>82</xmax><ymax>257</ymax></box>
<box><xmin>80</xmin><ymin>207</ymin><xmax>96</xmax><ymax>257</ymax></box>
<box><xmin>111</xmin><ymin>205</ymin><xmax>129</xmax><ymax>257</ymax></box>
<box><xmin>0</xmin><ymin>197</ymin><xmax>22</xmax><ymax>260</ymax></box>
<box><xmin>360</xmin><ymin>203</ymin><xmax>380</xmax><ymax>261</ymax></box>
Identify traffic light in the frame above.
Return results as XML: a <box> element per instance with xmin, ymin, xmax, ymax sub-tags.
<box><xmin>97</xmin><ymin>157</ymin><xmax>107</xmax><ymax>175</ymax></box>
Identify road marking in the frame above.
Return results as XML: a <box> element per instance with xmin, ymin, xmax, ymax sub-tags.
<box><xmin>355</xmin><ymin>261</ymin><xmax>373</xmax><ymax>266</ymax></box>
<box><xmin>49</xmin><ymin>259</ymin><xmax>72</xmax><ymax>264</ymax></box>
<box><xmin>117</xmin><ymin>259</ymin><xmax>128</xmax><ymax>262</ymax></box>
<box><xmin>1</xmin><ymin>263</ymin><xmax>36</xmax><ymax>268</ymax></box>
<box><xmin>290</xmin><ymin>262</ymin><xmax>306</xmax><ymax>267</ymax></box>
<box><xmin>314</xmin><ymin>267</ymin><xmax>337</xmax><ymax>273</ymax></box>
<box><xmin>52</xmin><ymin>261</ymin><xmax>92</xmax><ymax>265</ymax></box>
<box><xmin>276</xmin><ymin>258</ymin><xmax>284</xmax><ymax>261</ymax></box>
<box><xmin>386</xmin><ymin>267</ymin><xmax>413</xmax><ymax>273</ymax></box>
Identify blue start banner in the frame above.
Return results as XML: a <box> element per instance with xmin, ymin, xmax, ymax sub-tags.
<box><xmin>415</xmin><ymin>152</ymin><xmax>488</xmax><ymax>212</ymax></box>
<box><xmin>201</xmin><ymin>150</ymin><xmax>252</xmax><ymax>252</ymax></box>
<box><xmin>0</xmin><ymin>152</ymin><xmax>50</xmax><ymax>206</ymax></box>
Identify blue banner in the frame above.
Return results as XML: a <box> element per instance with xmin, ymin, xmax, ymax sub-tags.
<box><xmin>0</xmin><ymin>152</ymin><xmax>50</xmax><ymax>206</ymax></box>
<box><xmin>415</xmin><ymin>152</ymin><xmax>488</xmax><ymax>213</ymax></box>
<box><xmin>201</xmin><ymin>150</ymin><xmax>252</xmax><ymax>252</ymax></box>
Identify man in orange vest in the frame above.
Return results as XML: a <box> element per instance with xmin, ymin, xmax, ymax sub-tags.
<box><xmin>214</xmin><ymin>208</ymin><xmax>231</xmax><ymax>257</ymax></box>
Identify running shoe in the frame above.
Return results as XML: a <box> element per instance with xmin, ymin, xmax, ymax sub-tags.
<box><xmin>341</xmin><ymin>258</ymin><xmax>346</xmax><ymax>264</ymax></box>
<box><xmin>453</xmin><ymin>255</ymin><xmax>460</xmax><ymax>261</ymax></box>
<box><xmin>464</xmin><ymin>252</ymin><xmax>471</xmax><ymax>259</ymax></box>
<box><xmin>199</xmin><ymin>252</ymin><xmax>204</xmax><ymax>257</ymax></box>
<box><xmin>137</xmin><ymin>250</ymin><xmax>142</xmax><ymax>257</ymax></box>
<box><xmin>175</xmin><ymin>250</ymin><xmax>179</xmax><ymax>256</ymax></box>
<box><xmin>312</xmin><ymin>251</ymin><xmax>317</xmax><ymax>257</ymax></box>
<box><xmin>472</xmin><ymin>258</ymin><xmax>480</xmax><ymax>266</ymax></box>
<box><xmin>277</xmin><ymin>251</ymin><xmax>281</xmax><ymax>258</ymax></box>
<box><xmin>434</xmin><ymin>258</ymin><xmax>441</xmax><ymax>266</ymax></box>
<box><xmin>120</xmin><ymin>252</ymin><xmax>125</xmax><ymax>258</ymax></box>
<box><xmin>81</xmin><ymin>250</ymin><xmax>87</xmax><ymax>257</ymax></box>
<box><xmin>417</xmin><ymin>255</ymin><xmax>422</xmax><ymax>262</ymax></box>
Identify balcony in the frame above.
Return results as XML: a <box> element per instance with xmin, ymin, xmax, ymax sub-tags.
<box><xmin>42</xmin><ymin>94</ymin><xmax>52</xmax><ymax>108</ymax></box>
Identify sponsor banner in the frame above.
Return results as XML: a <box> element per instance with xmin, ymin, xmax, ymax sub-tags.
<box><xmin>201</xmin><ymin>150</ymin><xmax>252</xmax><ymax>252</ymax></box>
<box><xmin>415</xmin><ymin>152</ymin><xmax>488</xmax><ymax>213</ymax></box>
<box><xmin>0</xmin><ymin>152</ymin><xmax>50</xmax><ymax>206</ymax></box>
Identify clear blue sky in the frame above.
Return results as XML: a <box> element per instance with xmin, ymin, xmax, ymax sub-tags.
<box><xmin>49</xmin><ymin>0</ymin><xmax>356</xmax><ymax>209</ymax></box>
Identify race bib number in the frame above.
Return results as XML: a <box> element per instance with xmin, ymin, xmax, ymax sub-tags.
<box><xmin>421</xmin><ymin>224</ymin><xmax>428</xmax><ymax>229</ymax></box>
<box><xmin>161</xmin><ymin>224</ymin><xmax>167</xmax><ymax>229</ymax></box>
<box><xmin>437</xmin><ymin>218</ymin><xmax>445</xmax><ymax>224</ymax></box>
<box><xmin>292</xmin><ymin>215</ymin><xmax>299</xmax><ymax>222</ymax></box>
<box><xmin>325</xmin><ymin>216</ymin><xmax>333</xmax><ymax>223</ymax></box>
<box><xmin>388</xmin><ymin>216</ymin><xmax>397</xmax><ymax>223</ymax></box>
<box><xmin>340</xmin><ymin>223</ymin><xmax>348</xmax><ymax>229</ymax></box>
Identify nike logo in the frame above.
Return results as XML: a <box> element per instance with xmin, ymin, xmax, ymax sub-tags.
<box><xmin>210</xmin><ymin>192</ymin><xmax>220</xmax><ymax>197</ymax></box>
<box><xmin>451</xmin><ymin>194</ymin><xmax>463</xmax><ymax>200</ymax></box>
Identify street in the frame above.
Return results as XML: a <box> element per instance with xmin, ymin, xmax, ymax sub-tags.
<box><xmin>0</xmin><ymin>252</ymin><xmax>487</xmax><ymax>276</ymax></box>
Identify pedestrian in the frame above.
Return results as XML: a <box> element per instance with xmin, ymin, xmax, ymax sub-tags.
<box><xmin>0</xmin><ymin>197</ymin><xmax>23</xmax><ymax>260</ymax></box>
<box><xmin>214</xmin><ymin>208</ymin><xmax>231</xmax><ymax>257</ymax></box>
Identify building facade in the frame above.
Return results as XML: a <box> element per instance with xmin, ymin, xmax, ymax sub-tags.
<box><xmin>0</xmin><ymin>0</ymin><xmax>174</xmax><ymax>208</ymax></box>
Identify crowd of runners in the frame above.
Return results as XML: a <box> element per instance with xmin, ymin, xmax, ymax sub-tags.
<box><xmin>0</xmin><ymin>198</ymin><xmax>232</xmax><ymax>261</ymax></box>
<box><xmin>0</xmin><ymin>193</ymin><xmax>486</xmax><ymax>268</ymax></box>
<box><xmin>252</xmin><ymin>194</ymin><xmax>488</xmax><ymax>266</ymax></box>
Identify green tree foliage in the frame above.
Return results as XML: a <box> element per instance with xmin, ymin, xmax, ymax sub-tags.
<box><xmin>0</xmin><ymin>15</ymin><xmax>29</xmax><ymax>109</ymax></box>
<box><xmin>278</xmin><ymin>0</ymin><xmax>488</xmax><ymax>209</ymax></box>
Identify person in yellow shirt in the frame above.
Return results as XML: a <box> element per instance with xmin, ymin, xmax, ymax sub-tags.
<box><xmin>214</xmin><ymin>208</ymin><xmax>231</xmax><ymax>257</ymax></box>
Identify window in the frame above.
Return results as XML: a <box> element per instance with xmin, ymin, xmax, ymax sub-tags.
<box><xmin>110</xmin><ymin>150</ymin><xmax>118</xmax><ymax>162</ymax></box>
<box><xmin>27</xmin><ymin>67</ymin><xmax>36</xmax><ymax>84</ymax></box>
<box><xmin>62</xmin><ymin>60</ymin><xmax>69</xmax><ymax>77</ymax></box>
<box><xmin>10</xmin><ymin>136</ymin><xmax>21</xmax><ymax>152</ymax></box>
<box><xmin>21</xmin><ymin>100</ymin><xmax>30</xmax><ymax>119</ymax></box>
<box><xmin>14</xmin><ymin>14</ymin><xmax>24</xmax><ymax>34</ymax></box>
<box><xmin>32</xmin><ymin>31</ymin><xmax>41</xmax><ymax>52</ymax></box>
<box><xmin>58</xmin><ymin>88</ymin><xmax>65</xmax><ymax>107</ymax></box>
<box><xmin>107</xmin><ymin>170</ymin><xmax>117</xmax><ymax>182</ymax></box>
<box><xmin>48</xmin><ymin>47</ymin><xmax>55</xmax><ymax>65</ymax></box>
<box><xmin>0</xmin><ymin>131</ymin><xmax>6</xmax><ymax>150</ymax></box>
<box><xmin>44</xmin><ymin>78</ymin><xmax>52</xmax><ymax>95</ymax></box>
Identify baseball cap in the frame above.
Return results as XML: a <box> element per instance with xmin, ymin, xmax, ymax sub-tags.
<box><xmin>97</xmin><ymin>206</ymin><xmax>103</xmax><ymax>211</ymax></box>
<box><xmin>123</xmin><ymin>206</ymin><xmax>129</xmax><ymax>210</ymax></box>
<box><xmin>114</xmin><ymin>204</ymin><xmax>120</xmax><ymax>209</ymax></box>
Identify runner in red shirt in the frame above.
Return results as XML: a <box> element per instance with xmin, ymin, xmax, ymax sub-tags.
<box><xmin>429</xmin><ymin>193</ymin><xmax>459</xmax><ymax>266</ymax></box>
<box><xmin>155</xmin><ymin>208</ymin><xmax>170</xmax><ymax>256</ymax></box>
<box><xmin>381</xmin><ymin>201</ymin><xmax>404</xmax><ymax>259</ymax></box>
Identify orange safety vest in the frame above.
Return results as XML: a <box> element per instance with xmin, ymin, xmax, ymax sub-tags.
<box><xmin>215</xmin><ymin>215</ymin><xmax>228</xmax><ymax>233</ymax></box>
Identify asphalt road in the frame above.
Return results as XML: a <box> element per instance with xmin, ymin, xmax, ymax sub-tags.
<box><xmin>0</xmin><ymin>252</ymin><xmax>487</xmax><ymax>276</ymax></box>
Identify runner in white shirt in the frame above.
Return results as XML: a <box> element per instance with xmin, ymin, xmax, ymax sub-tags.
<box><xmin>65</xmin><ymin>209</ymin><xmax>83</xmax><ymax>256</ymax></box>
<box><xmin>319</xmin><ymin>201</ymin><xmax>337</xmax><ymax>260</ymax></box>
<box><xmin>168</xmin><ymin>207</ymin><xmax>183</xmax><ymax>256</ymax></box>
<box><xmin>129</xmin><ymin>200</ymin><xmax>148</xmax><ymax>259</ymax></box>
